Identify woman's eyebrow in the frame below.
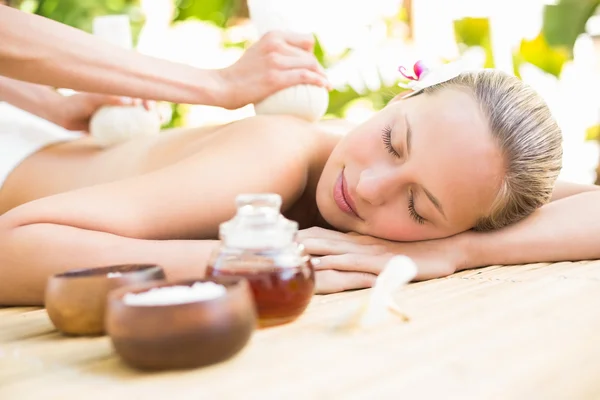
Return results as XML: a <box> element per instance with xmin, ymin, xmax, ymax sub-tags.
<box><xmin>422</xmin><ymin>186</ymin><xmax>447</xmax><ymax>220</ymax></box>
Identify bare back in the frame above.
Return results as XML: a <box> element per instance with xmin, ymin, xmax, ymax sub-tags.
<box><xmin>0</xmin><ymin>116</ymin><xmax>343</xmax><ymax>237</ymax></box>
<box><xmin>0</xmin><ymin>123</ymin><xmax>228</xmax><ymax>213</ymax></box>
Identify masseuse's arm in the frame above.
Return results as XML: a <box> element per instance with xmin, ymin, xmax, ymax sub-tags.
<box><xmin>0</xmin><ymin>5</ymin><xmax>328</xmax><ymax>109</ymax></box>
<box><xmin>0</xmin><ymin>76</ymin><xmax>64</xmax><ymax>124</ymax></box>
<box><xmin>0</xmin><ymin>76</ymin><xmax>133</xmax><ymax>130</ymax></box>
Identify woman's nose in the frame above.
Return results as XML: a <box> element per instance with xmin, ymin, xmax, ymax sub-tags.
<box><xmin>355</xmin><ymin>166</ymin><xmax>402</xmax><ymax>206</ymax></box>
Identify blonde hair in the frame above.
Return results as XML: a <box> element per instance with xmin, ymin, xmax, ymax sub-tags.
<box><xmin>422</xmin><ymin>69</ymin><xmax>563</xmax><ymax>231</ymax></box>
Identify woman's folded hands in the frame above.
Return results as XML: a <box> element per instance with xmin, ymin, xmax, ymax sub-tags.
<box><xmin>298</xmin><ymin>227</ymin><xmax>471</xmax><ymax>294</ymax></box>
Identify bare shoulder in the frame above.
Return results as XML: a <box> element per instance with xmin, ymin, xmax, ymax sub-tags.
<box><xmin>216</xmin><ymin>114</ymin><xmax>331</xmax><ymax>179</ymax></box>
<box><xmin>551</xmin><ymin>180</ymin><xmax>600</xmax><ymax>202</ymax></box>
<box><xmin>229</xmin><ymin>115</ymin><xmax>328</xmax><ymax>151</ymax></box>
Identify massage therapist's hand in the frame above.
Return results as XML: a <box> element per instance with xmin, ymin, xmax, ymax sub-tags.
<box><xmin>217</xmin><ymin>30</ymin><xmax>331</xmax><ymax>110</ymax></box>
<box><xmin>53</xmin><ymin>93</ymin><xmax>152</xmax><ymax>132</ymax></box>
<box><xmin>298</xmin><ymin>227</ymin><xmax>470</xmax><ymax>294</ymax></box>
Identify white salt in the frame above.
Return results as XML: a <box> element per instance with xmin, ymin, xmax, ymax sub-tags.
<box><xmin>107</xmin><ymin>272</ymin><xmax>123</xmax><ymax>278</ymax></box>
<box><xmin>123</xmin><ymin>282</ymin><xmax>227</xmax><ymax>306</ymax></box>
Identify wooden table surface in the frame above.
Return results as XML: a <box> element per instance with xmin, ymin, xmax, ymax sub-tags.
<box><xmin>2</xmin><ymin>261</ymin><xmax>600</xmax><ymax>399</ymax></box>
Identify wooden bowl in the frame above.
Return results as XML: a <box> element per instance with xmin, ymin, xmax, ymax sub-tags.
<box><xmin>105</xmin><ymin>277</ymin><xmax>257</xmax><ymax>371</ymax></box>
<box><xmin>45</xmin><ymin>264</ymin><xmax>166</xmax><ymax>336</ymax></box>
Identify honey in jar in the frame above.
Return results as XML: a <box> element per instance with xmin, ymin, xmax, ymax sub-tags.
<box><xmin>206</xmin><ymin>193</ymin><xmax>315</xmax><ymax>328</ymax></box>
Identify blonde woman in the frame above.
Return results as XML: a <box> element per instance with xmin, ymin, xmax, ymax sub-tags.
<box><xmin>2</xmin><ymin>69</ymin><xmax>597</xmax><ymax>306</ymax></box>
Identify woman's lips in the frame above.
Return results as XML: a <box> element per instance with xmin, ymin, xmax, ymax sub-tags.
<box><xmin>333</xmin><ymin>171</ymin><xmax>361</xmax><ymax>219</ymax></box>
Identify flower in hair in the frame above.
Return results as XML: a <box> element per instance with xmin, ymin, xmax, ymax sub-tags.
<box><xmin>398</xmin><ymin>60</ymin><xmax>465</xmax><ymax>96</ymax></box>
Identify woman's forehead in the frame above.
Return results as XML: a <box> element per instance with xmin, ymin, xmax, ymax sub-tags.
<box><xmin>413</xmin><ymin>89</ymin><xmax>480</xmax><ymax>119</ymax></box>
<box><xmin>407</xmin><ymin>90</ymin><xmax>504</xmax><ymax>221</ymax></box>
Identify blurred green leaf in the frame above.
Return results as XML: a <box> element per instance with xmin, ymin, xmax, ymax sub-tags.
<box><xmin>313</xmin><ymin>35</ymin><xmax>326</xmax><ymax>67</ymax></box>
<box><xmin>326</xmin><ymin>84</ymin><xmax>405</xmax><ymax>118</ymax></box>
<box><xmin>454</xmin><ymin>17</ymin><xmax>489</xmax><ymax>47</ymax></box>
<box><xmin>511</xmin><ymin>51</ymin><xmax>524</xmax><ymax>80</ymax></box>
<box><xmin>174</xmin><ymin>0</ymin><xmax>234</xmax><ymax>27</ymax></box>
<box><xmin>162</xmin><ymin>103</ymin><xmax>189</xmax><ymax>130</ymax></box>
<box><xmin>542</xmin><ymin>0</ymin><xmax>599</xmax><ymax>54</ymax></box>
<box><xmin>327</xmin><ymin>87</ymin><xmax>361</xmax><ymax>117</ymax></box>
<box><xmin>519</xmin><ymin>33</ymin><xmax>570</xmax><ymax>77</ymax></box>
<box><xmin>453</xmin><ymin>17</ymin><xmax>495</xmax><ymax>69</ymax></box>
<box><xmin>27</xmin><ymin>0</ymin><xmax>144</xmax><ymax>43</ymax></box>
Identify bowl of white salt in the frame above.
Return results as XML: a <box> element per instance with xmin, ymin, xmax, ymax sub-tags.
<box><xmin>105</xmin><ymin>277</ymin><xmax>257</xmax><ymax>371</ymax></box>
<box><xmin>45</xmin><ymin>264</ymin><xmax>166</xmax><ymax>336</ymax></box>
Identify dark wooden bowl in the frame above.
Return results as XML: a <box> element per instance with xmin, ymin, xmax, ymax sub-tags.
<box><xmin>45</xmin><ymin>264</ymin><xmax>166</xmax><ymax>336</ymax></box>
<box><xmin>105</xmin><ymin>277</ymin><xmax>257</xmax><ymax>371</ymax></box>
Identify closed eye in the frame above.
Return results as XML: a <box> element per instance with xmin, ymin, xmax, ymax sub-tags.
<box><xmin>408</xmin><ymin>189</ymin><xmax>426</xmax><ymax>224</ymax></box>
<box><xmin>381</xmin><ymin>125</ymin><xmax>401</xmax><ymax>158</ymax></box>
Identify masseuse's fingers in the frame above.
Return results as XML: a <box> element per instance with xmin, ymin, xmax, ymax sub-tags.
<box><xmin>84</xmin><ymin>93</ymin><xmax>126</xmax><ymax>107</ymax></box>
<box><xmin>271</xmin><ymin>45</ymin><xmax>326</xmax><ymax>76</ymax></box>
<box><xmin>218</xmin><ymin>30</ymin><xmax>332</xmax><ymax>108</ymax></box>
<box><xmin>315</xmin><ymin>270</ymin><xmax>376</xmax><ymax>294</ymax></box>
<box><xmin>119</xmin><ymin>97</ymin><xmax>155</xmax><ymax>111</ymax></box>
<box><xmin>275</xmin><ymin>69</ymin><xmax>331</xmax><ymax>91</ymax></box>
<box><xmin>59</xmin><ymin>93</ymin><xmax>157</xmax><ymax>132</ymax></box>
<box><xmin>278</xmin><ymin>31</ymin><xmax>315</xmax><ymax>52</ymax></box>
<box><xmin>261</xmin><ymin>37</ymin><xmax>330</xmax><ymax>89</ymax></box>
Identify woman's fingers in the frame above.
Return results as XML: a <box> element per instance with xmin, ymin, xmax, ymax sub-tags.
<box><xmin>312</xmin><ymin>253</ymin><xmax>392</xmax><ymax>275</ymax></box>
<box><xmin>315</xmin><ymin>270</ymin><xmax>376</xmax><ymax>294</ymax></box>
<box><xmin>299</xmin><ymin>227</ymin><xmax>389</xmax><ymax>256</ymax></box>
<box><xmin>303</xmin><ymin>237</ymin><xmax>387</xmax><ymax>257</ymax></box>
<box><xmin>314</xmin><ymin>253</ymin><xmax>456</xmax><ymax>282</ymax></box>
<box><xmin>297</xmin><ymin>227</ymin><xmax>346</xmax><ymax>241</ymax></box>
<box><xmin>302</xmin><ymin>238</ymin><xmax>352</xmax><ymax>255</ymax></box>
<box><xmin>298</xmin><ymin>227</ymin><xmax>381</xmax><ymax>245</ymax></box>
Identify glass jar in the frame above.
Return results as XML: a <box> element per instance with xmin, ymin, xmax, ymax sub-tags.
<box><xmin>206</xmin><ymin>194</ymin><xmax>315</xmax><ymax>328</ymax></box>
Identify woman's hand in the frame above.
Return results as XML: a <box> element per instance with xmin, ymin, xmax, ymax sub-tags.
<box><xmin>53</xmin><ymin>94</ymin><xmax>153</xmax><ymax>132</ymax></box>
<box><xmin>298</xmin><ymin>227</ymin><xmax>470</xmax><ymax>294</ymax></box>
<box><xmin>218</xmin><ymin>31</ymin><xmax>331</xmax><ymax>110</ymax></box>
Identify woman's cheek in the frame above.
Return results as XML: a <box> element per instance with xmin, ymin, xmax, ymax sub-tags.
<box><xmin>343</xmin><ymin>129</ymin><xmax>381</xmax><ymax>162</ymax></box>
<box><xmin>367</xmin><ymin>216</ymin><xmax>423</xmax><ymax>242</ymax></box>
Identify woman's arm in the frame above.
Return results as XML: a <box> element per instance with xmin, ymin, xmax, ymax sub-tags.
<box><xmin>0</xmin><ymin>116</ymin><xmax>317</xmax><ymax>305</ymax></box>
<box><xmin>0</xmin><ymin>6</ymin><xmax>327</xmax><ymax>109</ymax></box>
<box><xmin>463</xmin><ymin>190</ymin><xmax>600</xmax><ymax>269</ymax></box>
<box><xmin>0</xmin><ymin>219</ymin><xmax>220</xmax><ymax>306</ymax></box>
